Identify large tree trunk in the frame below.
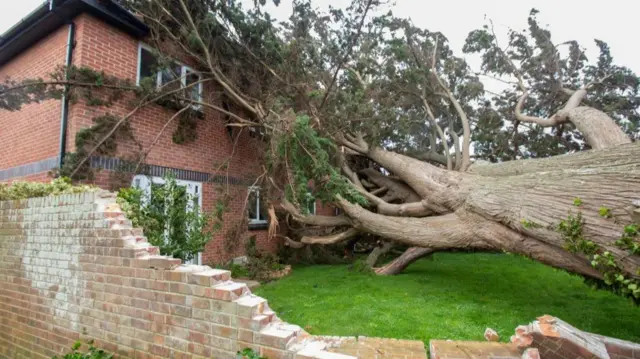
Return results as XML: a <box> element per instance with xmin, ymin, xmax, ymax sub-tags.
<box><xmin>337</xmin><ymin>142</ymin><xmax>640</xmax><ymax>280</ymax></box>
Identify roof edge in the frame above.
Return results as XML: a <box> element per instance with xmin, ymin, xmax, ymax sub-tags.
<box><xmin>0</xmin><ymin>0</ymin><xmax>149</xmax><ymax>67</ymax></box>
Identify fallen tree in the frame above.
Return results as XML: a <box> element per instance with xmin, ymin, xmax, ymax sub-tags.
<box><xmin>103</xmin><ymin>1</ymin><xmax>640</xmax><ymax>298</ymax></box>
<box><xmin>3</xmin><ymin>1</ymin><xmax>638</xmax><ymax>298</ymax></box>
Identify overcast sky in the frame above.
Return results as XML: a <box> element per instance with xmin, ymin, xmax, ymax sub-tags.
<box><xmin>1</xmin><ymin>0</ymin><xmax>638</xmax><ymax>76</ymax></box>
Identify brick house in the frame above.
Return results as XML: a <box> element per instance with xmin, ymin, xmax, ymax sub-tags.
<box><xmin>0</xmin><ymin>0</ymin><xmax>332</xmax><ymax>264</ymax></box>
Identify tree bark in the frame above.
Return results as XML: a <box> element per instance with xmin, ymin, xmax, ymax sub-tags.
<box><xmin>337</xmin><ymin>142</ymin><xmax>640</xmax><ymax>280</ymax></box>
<box><xmin>375</xmin><ymin>247</ymin><xmax>434</xmax><ymax>275</ymax></box>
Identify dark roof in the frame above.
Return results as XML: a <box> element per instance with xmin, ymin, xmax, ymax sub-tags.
<box><xmin>0</xmin><ymin>0</ymin><xmax>149</xmax><ymax>66</ymax></box>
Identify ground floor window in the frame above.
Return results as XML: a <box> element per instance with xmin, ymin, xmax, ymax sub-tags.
<box><xmin>132</xmin><ymin>175</ymin><xmax>203</xmax><ymax>265</ymax></box>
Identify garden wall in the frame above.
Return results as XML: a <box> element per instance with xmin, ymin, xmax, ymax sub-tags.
<box><xmin>0</xmin><ymin>191</ymin><xmax>354</xmax><ymax>359</ymax></box>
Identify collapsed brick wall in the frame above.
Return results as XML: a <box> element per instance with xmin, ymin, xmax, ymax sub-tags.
<box><xmin>511</xmin><ymin>315</ymin><xmax>640</xmax><ymax>359</ymax></box>
<box><xmin>0</xmin><ymin>191</ymin><xmax>355</xmax><ymax>359</ymax></box>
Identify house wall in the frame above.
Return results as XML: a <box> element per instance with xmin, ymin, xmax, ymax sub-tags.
<box><xmin>0</xmin><ymin>25</ymin><xmax>70</xmax><ymax>177</ymax></box>
<box><xmin>66</xmin><ymin>14</ymin><xmax>273</xmax><ymax>264</ymax></box>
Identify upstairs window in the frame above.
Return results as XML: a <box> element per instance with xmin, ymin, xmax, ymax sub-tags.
<box><xmin>137</xmin><ymin>44</ymin><xmax>203</xmax><ymax>105</ymax></box>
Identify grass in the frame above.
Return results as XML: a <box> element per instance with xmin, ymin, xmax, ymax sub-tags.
<box><xmin>254</xmin><ymin>253</ymin><xmax>640</xmax><ymax>344</ymax></box>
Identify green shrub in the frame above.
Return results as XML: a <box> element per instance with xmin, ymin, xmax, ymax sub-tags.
<box><xmin>0</xmin><ymin>177</ymin><xmax>95</xmax><ymax>201</ymax></box>
<box><xmin>53</xmin><ymin>340</ymin><xmax>112</xmax><ymax>359</ymax></box>
<box><xmin>117</xmin><ymin>173</ymin><xmax>217</xmax><ymax>262</ymax></box>
<box><xmin>229</xmin><ymin>263</ymin><xmax>250</xmax><ymax>278</ymax></box>
<box><xmin>245</xmin><ymin>236</ymin><xmax>285</xmax><ymax>282</ymax></box>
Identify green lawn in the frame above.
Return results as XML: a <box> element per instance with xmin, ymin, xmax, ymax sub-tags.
<box><xmin>254</xmin><ymin>253</ymin><xmax>640</xmax><ymax>344</ymax></box>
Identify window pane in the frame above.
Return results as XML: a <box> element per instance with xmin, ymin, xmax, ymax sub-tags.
<box><xmin>160</xmin><ymin>62</ymin><xmax>181</xmax><ymax>90</ymax></box>
<box><xmin>258</xmin><ymin>194</ymin><xmax>267</xmax><ymax>221</ymax></box>
<box><xmin>248</xmin><ymin>189</ymin><xmax>258</xmax><ymax>221</ymax></box>
<box><xmin>307</xmin><ymin>199</ymin><xmax>315</xmax><ymax>215</ymax></box>
<box><xmin>185</xmin><ymin>70</ymin><xmax>201</xmax><ymax>101</ymax></box>
<box><xmin>139</xmin><ymin>48</ymin><xmax>158</xmax><ymax>86</ymax></box>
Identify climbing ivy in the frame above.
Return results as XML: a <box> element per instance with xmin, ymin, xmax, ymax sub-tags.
<box><xmin>599</xmin><ymin>206</ymin><xmax>612</xmax><ymax>218</ymax></box>
<box><xmin>616</xmin><ymin>224</ymin><xmax>640</xmax><ymax>255</ymax></box>
<box><xmin>520</xmin><ymin>218</ymin><xmax>542</xmax><ymax>229</ymax></box>
<box><xmin>557</xmin><ymin>206</ymin><xmax>640</xmax><ymax>301</ymax></box>
<box><xmin>53</xmin><ymin>340</ymin><xmax>113</xmax><ymax>359</ymax></box>
<box><xmin>557</xmin><ymin>212</ymin><xmax>598</xmax><ymax>255</ymax></box>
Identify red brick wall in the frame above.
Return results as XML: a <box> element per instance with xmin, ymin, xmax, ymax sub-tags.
<box><xmin>67</xmin><ymin>14</ymin><xmax>273</xmax><ymax>263</ymax></box>
<box><xmin>0</xmin><ymin>25</ymin><xmax>69</xmax><ymax>170</ymax></box>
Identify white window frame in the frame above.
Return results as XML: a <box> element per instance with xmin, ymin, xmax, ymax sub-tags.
<box><xmin>136</xmin><ymin>43</ymin><xmax>204</xmax><ymax>108</ymax></box>
<box><xmin>306</xmin><ymin>189</ymin><xmax>316</xmax><ymax>215</ymax></box>
<box><xmin>132</xmin><ymin>175</ymin><xmax>203</xmax><ymax>265</ymax></box>
<box><xmin>248</xmin><ymin>186</ymin><xmax>267</xmax><ymax>225</ymax></box>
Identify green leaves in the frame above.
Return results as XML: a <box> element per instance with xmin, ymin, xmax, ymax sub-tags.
<box><xmin>599</xmin><ymin>206</ymin><xmax>612</xmax><ymax>218</ymax></box>
<box><xmin>53</xmin><ymin>340</ymin><xmax>113</xmax><ymax>359</ymax></box>
<box><xmin>238</xmin><ymin>348</ymin><xmax>267</xmax><ymax>359</ymax></box>
<box><xmin>274</xmin><ymin>115</ymin><xmax>366</xmax><ymax>209</ymax></box>
<box><xmin>616</xmin><ymin>224</ymin><xmax>640</xmax><ymax>255</ymax></box>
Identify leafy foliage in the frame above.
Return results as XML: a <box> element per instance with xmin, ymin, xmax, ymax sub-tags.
<box><xmin>273</xmin><ymin>115</ymin><xmax>366</xmax><ymax>209</ymax></box>
<box><xmin>117</xmin><ymin>173</ymin><xmax>218</xmax><ymax>261</ymax></box>
<box><xmin>464</xmin><ymin>9</ymin><xmax>640</xmax><ymax>161</ymax></box>
<box><xmin>53</xmin><ymin>340</ymin><xmax>112</xmax><ymax>359</ymax></box>
<box><xmin>599</xmin><ymin>206</ymin><xmax>612</xmax><ymax>218</ymax></box>
<box><xmin>0</xmin><ymin>177</ymin><xmax>94</xmax><ymax>201</ymax></box>
<box><xmin>616</xmin><ymin>224</ymin><xmax>640</xmax><ymax>255</ymax></box>
<box><xmin>557</xmin><ymin>211</ymin><xmax>596</xmax><ymax>254</ymax></box>
<box><xmin>520</xmin><ymin>218</ymin><xmax>542</xmax><ymax>229</ymax></box>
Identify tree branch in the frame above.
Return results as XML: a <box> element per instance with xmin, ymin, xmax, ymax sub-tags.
<box><xmin>428</xmin><ymin>35</ymin><xmax>471</xmax><ymax>171</ymax></box>
<box><xmin>0</xmin><ymin>80</ymin><xmax>139</xmax><ymax>97</ymax></box>
<box><xmin>281</xmin><ymin>199</ymin><xmax>351</xmax><ymax>227</ymax></box>
<box><xmin>421</xmin><ymin>96</ymin><xmax>452</xmax><ymax>170</ymax></box>
<box><xmin>301</xmin><ymin>228</ymin><xmax>359</xmax><ymax>245</ymax></box>
<box><xmin>177</xmin><ymin>0</ymin><xmax>260</xmax><ymax>117</ymax></box>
